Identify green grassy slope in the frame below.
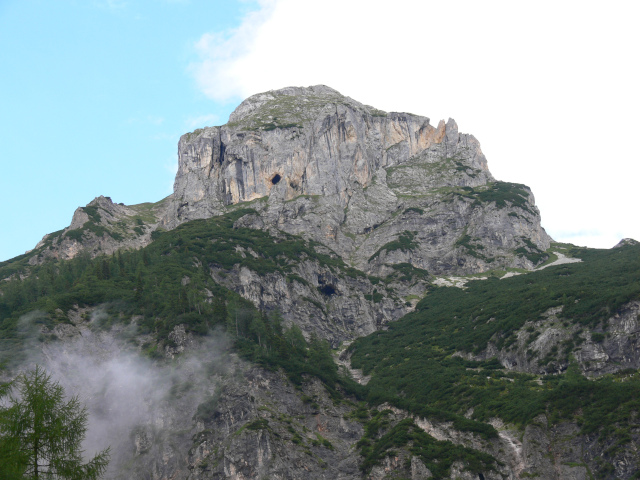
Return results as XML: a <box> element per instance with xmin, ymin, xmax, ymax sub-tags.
<box><xmin>348</xmin><ymin>244</ymin><xmax>640</xmax><ymax>474</ymax></box>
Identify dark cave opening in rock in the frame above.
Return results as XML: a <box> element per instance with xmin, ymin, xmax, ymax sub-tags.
<box><xmin>271</xmin><ymin>174</ymin><xmax>282</xmax><ymax>184</ymax></box>
<box><xmin>318</xmin><ymin>284</ymin><xmax>336</xmax><ymax>296</ymax></box>
<box><xmin>478</xmin><ymin>474</ymin><xmax>485</xmax><ymax>480</ymax></box>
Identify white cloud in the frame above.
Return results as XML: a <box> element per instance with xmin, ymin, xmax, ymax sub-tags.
<box><xmin>189</xmin><ymin>0</ymin><xmax>277</xmax><ymax>102</ymax></box>
<box><xmin>190</xmin><ymin>0</ymin><xmax>640</xmax><ymax>247</ymax></box>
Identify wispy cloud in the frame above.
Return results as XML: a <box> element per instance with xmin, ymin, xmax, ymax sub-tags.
<box><xmin>126</xmin><ymin>115</ymin><xmax>165</xmax><ymax>126</ymax></box>
<box><xmin>188</xmin><ymin>0</ymin><xmax>276</xmax><ymax>102</ymax></box>
<box><xmin>186</xmin><ymin>114</ymin><xmax>219</xmax><ymax>129</ymax></box>
<box><xmin>94</xmin><ymin>0</ymin><xmax>128</xmax><ymax>11</ymax></box>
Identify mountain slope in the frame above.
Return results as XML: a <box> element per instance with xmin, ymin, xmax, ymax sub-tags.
<box><xmin>348</xmin><ymin>243</ymin><xmax>640</xmax><ymax>478</ymax></box>
<box><xmin>1</xmin><ymin>85</ymin><xmax>638</xmax><ymax>480</ymax></box>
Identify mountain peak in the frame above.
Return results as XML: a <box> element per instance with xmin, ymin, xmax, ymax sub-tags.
<box><xmin>164</xmin><ymin>85</ymin><xmax>551</xmax><ymax>281</ymax></box>
<box><xmin>25</xmin><ymin>86</ymin><xmax>550</xmax><ymax>284</ymax></box>
<box><xmin>613</xmin><ymin>237</ymin><xmax>639</xmax><ymax>248</ymax></box>
<box><xmin>226</xmin><ymin>84</ymin><xmax>389</xmax><ymax>130</ymax></box>
<box><xmin>228</xmin><ymin>85</ymin><xmax>343</xmax><ymax>122</ymax></box>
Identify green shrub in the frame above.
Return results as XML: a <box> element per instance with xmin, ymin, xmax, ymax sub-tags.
<box><xmin>403</xmin><ymin>207</ymin><xmax>424</xmax><ymax>215</ymax></box>
<box><xmin>369</xmin><ymin>231</ymin><xmax>418</xmax><ymax>261</ymax></box>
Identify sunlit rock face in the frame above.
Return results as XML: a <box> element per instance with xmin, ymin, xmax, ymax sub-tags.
<box><xmin>166</xmin><ymin>85</ymin><xmax>486</xmax><ymax>223</ymax></box>
<box><xmin>163</xmin><ymin>85</ymin><xmax>551</xmax><ymax>276</ymax></box>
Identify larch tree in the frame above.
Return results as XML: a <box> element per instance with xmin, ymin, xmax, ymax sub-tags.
<box><xmin>0</xmin><ymin>366</ymin><xmax>110</xmax><ymax>479</ymax></box>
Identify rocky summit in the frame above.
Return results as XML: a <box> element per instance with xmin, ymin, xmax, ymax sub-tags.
<box><xmin>165</xmin><ymin>85</ymin><xmax>550</xmax><ymax>275</ymax></box>
<box><xmin>2</xmin><ymin>86</ymin><xmax>639</xmax><ymax>480</ymax></box>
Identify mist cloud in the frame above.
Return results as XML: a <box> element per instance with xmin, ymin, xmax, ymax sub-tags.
<box><xmin>14</xmin><ymin>309</ymin><xmax>234</xmax><ymax>477</ymax></box>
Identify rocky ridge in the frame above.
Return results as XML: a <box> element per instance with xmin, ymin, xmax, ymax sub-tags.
<box><xmin>464</xmin><ymin>299</ymin><xmax>640</xmax><ymax>378</ymax></box>
<box><xmin>28</xmin><ymin>195</ymin><xmax>169</xmax><ymax>265</ymax></box>
<box><xmin>29</xmin><ymin>85</ymin><xmax>551</xmax><ymax>281</ymax></box>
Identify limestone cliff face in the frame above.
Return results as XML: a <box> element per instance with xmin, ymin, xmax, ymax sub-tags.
<box><xmin>163</xmin><ymin>85</ymin><xmax>551</xmax><ymax>276</ymax></box>
<box><xmin>164</xmin><ymin>85</ymin><xmax>472</xmax><ymax>224</ymax></box>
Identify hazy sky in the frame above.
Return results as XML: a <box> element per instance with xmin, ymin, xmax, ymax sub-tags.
<box><xmin>1</xmin><ymin>0</ymin><xmax>639</xmax><ymax>261</ymax></box>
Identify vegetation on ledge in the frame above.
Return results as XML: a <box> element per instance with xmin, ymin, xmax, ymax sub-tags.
<box><xmin>349</xmin><ymin>243</ymin><xmax>640</xmax><ymax>477</ymax></box>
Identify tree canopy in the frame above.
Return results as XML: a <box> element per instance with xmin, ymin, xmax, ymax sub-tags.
<box><xmin>0</xmin><ymin>366</ymin><xmax>109</xmax><ymax>479</ymax></box>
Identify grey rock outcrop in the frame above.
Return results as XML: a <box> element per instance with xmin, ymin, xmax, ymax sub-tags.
<box><xmin>186</xmin><ymin>363</ymin><xmax>365</xmax><ymax>480</ymax></box>
<box><xmin>29</xmin><ymin>195</ymin><xmax>169</xmax><ymax>264</ymax></box>
<box><xmin>209</xmin><ymin>258</ymin><xmax>404</xmax><ymax>346</ymax></box>
<box><xmin>519</xmin><ymin>415</ymin><xmax>640</xmax><ymax>480</ymax></box>
<box><xmin>459</xmin><ymin>300</ymin><xmax>640</xmax><ymax>378</ymax></box>
<box><xmin>163</xmin><ymin>85</ymin><xmax>551</xmax><ymax>276</ymax></box>
<box><xmin>613</xmin><ymin>238</ymin><xmax>639</xmax><ymax>248</ymax></box>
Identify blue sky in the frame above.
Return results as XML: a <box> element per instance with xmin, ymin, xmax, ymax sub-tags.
<box><xmin>1</xmin><ymin>0</ymin><xmax>639</xmax><ymax>261</ymax></box>
<box><xmin>0</xmin><ymin>0</ymin><xmax>253</xmax><ymax>261</ymax></box>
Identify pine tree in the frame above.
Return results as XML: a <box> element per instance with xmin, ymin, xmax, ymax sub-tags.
<box><xmin>117</xmin><ymin>251</ymin><xmax>125</xmax><ymax>277</ymax></box>
<box><xmin>134</xmin><ymin>272</ymin><xmax>144</xmax><ymax>302</ymax></box>
<box><xmin>142</xmin><ymin>249</ymin><xmax>150</xmax><ymax>267</ymax></box>
<box><xmin>0</xmin><ymin>366</ymin><xmax>110</xmax><ymax>479</ymax></box>
<box><xmin>212</xmin><ymin>297</ymin><xmax>228</xmax><ymax>326</ymax></box>
<box><xmin>101</xmin><ymin>259</ymin><xmax>110</xmax><ymax>280</ymax></box>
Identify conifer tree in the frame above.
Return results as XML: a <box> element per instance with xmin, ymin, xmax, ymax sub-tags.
<box><xmin>212</xmin><ymin>297</ymin><xmax>228</xmax><ymax>326</ymax></box>
<box><xmin>0</xmin><ymin>378</ymin><xmax>25</xmax><ymax>479</ymax></box>
<box><xmin>134</xmin><ymin>272</ymin><xmax>144</xmax><ymax>302</ymax></box>
<box><xmin>0</xmin><ymin>366</ymin><xmax>110</xmax><ymax>479</ymax></box>
<box><xmin>142</xmin><ymin>249</ymin><xmax>150</xmax><ymax>266</ymax></box>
